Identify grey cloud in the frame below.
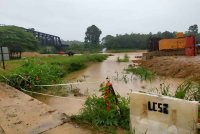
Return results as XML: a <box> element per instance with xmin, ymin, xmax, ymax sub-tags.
<box><xmin>0</xmin><ymin>0</ymin><xmax>200</xmax><ymax>41</ymax></box>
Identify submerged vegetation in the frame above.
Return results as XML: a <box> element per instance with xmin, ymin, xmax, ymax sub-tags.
<box><xmin>125</xmin><ymin>64</ymin><xmax>200</xmax><ymax>101</ymax></box>
<box><xmin>150</xmin><ymin>80</ymin><xmax>200</xmax><ymax>101</ymax></box>
<box><xmin>126</xmin><ymin>66</ymin><xmax>156</xmax><ymax>81</ymax></box>
<box><xmin>117</xmin><ymin>54</ymin><xmax>129</xmax><ymax>62</ymax></box>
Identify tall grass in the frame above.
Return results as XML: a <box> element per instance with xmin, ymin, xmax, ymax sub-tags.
<box><xmin>117</xmin><ymin>54</ymin><xmax>129</xmax><ymax>62</ymax></box>
<box><xmin>150</xmin><ymin>80</ymin><xmax>200</xmax><ymax>101</ymax></box>
<box><xmin>175</xmin><ymin>81</ymin><xmax>192</xmax><ymax>99</ymax></box>
<box><xmin>193</xmin><ymin>83</ymin><xmax>200</xmax><ymax>101</ymax></box>
<box><xmin>155</xmin><ymin>83</ymin><xmax>172</xmax><ymax>97</ymax></box>
<box><xmin>126</xmin><ymin>67</ymin><xmax>156</xmax><ymax>81</ymax></box>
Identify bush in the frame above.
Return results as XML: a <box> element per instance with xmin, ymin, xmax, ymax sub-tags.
<box><xmin>7</xmin><ymin>58</ymin><xmax>64</xmax><ymax>91</ymax></box>
<box><xmin>72</xmin><ymin>96</ymin><xmax>129</xmax><ymax>129</ymax></box>
<box><xmin>3</xmin><ymin>54</ymin><xmax>108</xmax><ymax>92</ymax></box>
<box><xmin>71</xmin><ymin>84</ymin><xmax>130</xmax><ymax>132</ymax></box>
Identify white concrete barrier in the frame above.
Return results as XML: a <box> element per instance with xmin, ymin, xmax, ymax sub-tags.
<box><xmin>130</xmin><ymin>92</ymin><xmax>199</xmax><ymax>134</ymax></box>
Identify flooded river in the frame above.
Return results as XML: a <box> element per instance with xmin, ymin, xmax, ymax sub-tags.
<box><xmin>35</xmin><ymin>52</ymin><xmax>184</xmax><ymax>115</ymax></box>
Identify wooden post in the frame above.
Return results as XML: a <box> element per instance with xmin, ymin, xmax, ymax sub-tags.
<box><xmin>0</xmin><ymin>46</ymin><xmax>5</xmax><ymax>69</ymax></box>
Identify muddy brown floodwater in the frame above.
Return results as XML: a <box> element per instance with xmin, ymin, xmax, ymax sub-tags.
<box><xmin>34</xmin><ymin>51</ymin><xmax>184</xmax><ymax>116</ymax></box>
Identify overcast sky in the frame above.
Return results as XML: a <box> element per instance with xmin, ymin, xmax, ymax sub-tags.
<box><xmin>0</xmin><ymin>0</ymin><xmax>199</xmax><ymax>41</ymax></box>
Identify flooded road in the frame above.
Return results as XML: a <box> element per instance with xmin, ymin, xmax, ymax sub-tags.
<box><xmin>35</xmin><ymin>52</ymin><xmax>184</xmax><ymax>116</ymax></box>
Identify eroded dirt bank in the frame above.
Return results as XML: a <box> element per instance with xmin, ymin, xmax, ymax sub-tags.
<box><xmin>0</xmin><ymin>83</ymin><xmax>93</xmax><ymax>134</ymax></box>
<box><xmin>141</xmin><ymin>56</ymin><xmax>200</xmax><ymax>81</ymax></box>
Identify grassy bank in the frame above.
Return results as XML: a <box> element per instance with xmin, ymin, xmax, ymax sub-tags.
<box><xmin>0</xmin><ymin>54</ymin><xmax>108</xmax><ymax>92</ymax></box>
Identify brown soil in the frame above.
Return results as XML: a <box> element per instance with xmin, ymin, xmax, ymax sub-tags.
<box><xmin>22</xmin><ymin>52</ymin><xmax>42</xmax><ymax>57</ymax></box>
<box><xmin>141</xmin><ymin>56</ymin><xmax>200</xmax><ymax>81</ymax></box>
<box><xmin>21</xmin><ymin>52</ymin><xmax>59</xmax><ymax>57</ymax></box>
<box><xmin>0</xmin><ymin>83</ymin><xmax>94</xmax><ymax>134</ymax></box>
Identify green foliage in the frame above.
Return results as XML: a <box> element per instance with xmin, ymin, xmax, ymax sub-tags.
<box><xmin>196</xmin><ymin>33</ymin><xmax>200</xmax><ymax>43</ymax></box>
<box><xmin>187</xmin><ymin>24</ymin><xmax>200</xmax><ymax>43</ymax></box>
<box><xmin>85</xmin><ymin>25</ymin><xmax>102</xmax><ymax>44</ymax></box>
<box><xmin>102</xmin><ymin>31</ymin><xmax>176</xmax><ymax>51</ymax></box>
<box><xmin>67</xmin><ymin>62</ymin><xmax>86</xmax><ymax>72</ymax></box>
<box><xmin>188</xmin><ymin>24</ymin><xmax>198</xmax><ymax>36</ymax></box>
<box><xmin>71</xmin><ymin>84</ymin><xmax>130</xmax><ymax>133</ymax></box>
<box><xmin>103</xmin><ymin>34</ymin><xmax>148</xmax><ymax>50</ymax></box>
<box><xmin>193</xmin><ymin>84</ymin><xmax>200</xmax><ymax>101</ymax></box>
<box><xmin>39</xmin><ymin>46</ymin><xmax>56</xmax><ymax>54</ymax></box>
<box><xmin>2</xmin><ymin>54</ymin><xmax>108</xmax><ymax>91</ymax></box>
<box><xmin>84</xmin><ymin>43</ymin><xmax>103</xmax><ymax>53</ymax></box>
<box><xmin>0</xmin><ymin>26</ymin><xmax>39</xmax><ymax>51</ymax></box>
<box><xmin>155</xmin><ymin>83</ymin><xmax>172</xmax><ymax>96</ymax></box>
<box><xmin>151</xmin><ymin>80</ymin><xmax>200</xmax><ymax>101</ymax></box>
<box><xmin>155</xmin><ymin>31</ymin><xmax>175</xmax><ymax>38</ymax></box>
<box><xmin>68</xmin><ymin>43</ymin><xmax>85</xmax><ymax>53</ymax></box>
<box><xmin>71</xmin><ymin>96</ymin><xmax>130</xmax><ymax>131</ymax></box>
<box><xmin>7</xmin><ymin>58</ymin><xmax>64</xmax><ymax>91</ymax></box>
<box><xmin>117</xmin><ymin>54</ymin><xmax>129</xmax><ymax>62</ymax></box>
<box><xmin>126</xmin><ymin>67</ymin><xmax>156</xmax><ymax>81</ymax></box>
<box><xmin>68</xmin><ymin>42</ymin><xmax>104</xmax><ymax>54</ymax></box>
<box><xmin>175</xmin><ymin>81</ymin><xmax>192</xmax><ymax>99</ymax></box>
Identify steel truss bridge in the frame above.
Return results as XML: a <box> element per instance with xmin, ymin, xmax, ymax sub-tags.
<box><xmin>26</xmin><ymin>28</ymin><xmax>66</xmax><ymax>50</ymax></box>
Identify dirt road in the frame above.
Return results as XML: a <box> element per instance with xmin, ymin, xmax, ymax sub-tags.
<box><xmin>141</xmin><ymin>56</ymin><xmax>200</xmax><ymax>81</ymax></box>
<box><xmin>0</xmin><ymin>83</ymin><xmax>93</xmax><ymax>134</ymax></box>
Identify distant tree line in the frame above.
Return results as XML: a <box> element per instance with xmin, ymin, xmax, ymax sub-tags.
<box><xmin>102</xmin><ymin>24</ymin><xmax>200</xmax><ymax>50</ymax></box>
<box><xmin>70</xmin><ymin>24</ymin><xmax>200</xmax><ymax>52</ymax></box>
<box><xmin>102</xmin><ymin>34</ymin><xmax>148</xmax><ymax>50</ymax></box>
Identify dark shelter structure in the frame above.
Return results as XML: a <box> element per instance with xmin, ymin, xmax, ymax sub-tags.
<box><xmin>147</xmin><ymin>36</ymin><xmax>162</xmax><ymax>52</ymax></box>
<box><xmin>9</xmin><ymin>45</ymin><xmax>22</xmax><ymax>59</ymax></box>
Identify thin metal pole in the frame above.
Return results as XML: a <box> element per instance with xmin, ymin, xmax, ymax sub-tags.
<box><xmin>0</xmin><ymin>46</ymin><xmax>5</xmax><ymax>69</ymax></box>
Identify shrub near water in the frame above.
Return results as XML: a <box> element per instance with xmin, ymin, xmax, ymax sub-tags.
<box><xmin>4</xmin><ymin>54</ymin><xmax>108</xmax><ymax>91</ymax></box>
<box><xmin>71</xmin><ymin>85</ymin><xmax>130</xmax><ymax>133</ymax></box>
<box><xmin>8</xmin><ymin>58</ymin><xmax>64</xmax><ymax>90</ymax></box>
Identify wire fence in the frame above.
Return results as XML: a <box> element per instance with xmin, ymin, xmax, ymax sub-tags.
<box><xmin>0</xmin><ymin>74</ymin><xmax>104</xmax><ymax>101</ymax></box>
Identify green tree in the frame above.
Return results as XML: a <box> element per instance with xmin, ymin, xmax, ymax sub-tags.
<box><xmin>84</xmin><ymin>25</ymin><xmax>102</xmax><ymax>44</ymax></box>
<box><xmin>103</xmin><ymin>33</ymin><xmax>148</xmax><ymax>50</ymax></box>
<box><xmin>0</xmin><ymin>26</ymin><xmax>39</xmax><ymax>51</ymax></box>
<box><xmin>188</xmin><ymin>24</ymin><xmax>198</xmax><ymax>36</ymax></box>
<box><xmin>196</xmin><ymin>33</ymin><xmax>200</xmax><ymax>43</ymax></box>
<box><xmin>156</xmin><ymin>31</ymin><xmax>162</xmax><ymax>38</ymax></box>
<box><xmin>162</xmin><ymin>31</ymin><xmax>175</xmax><ymax>38</ymax></box>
